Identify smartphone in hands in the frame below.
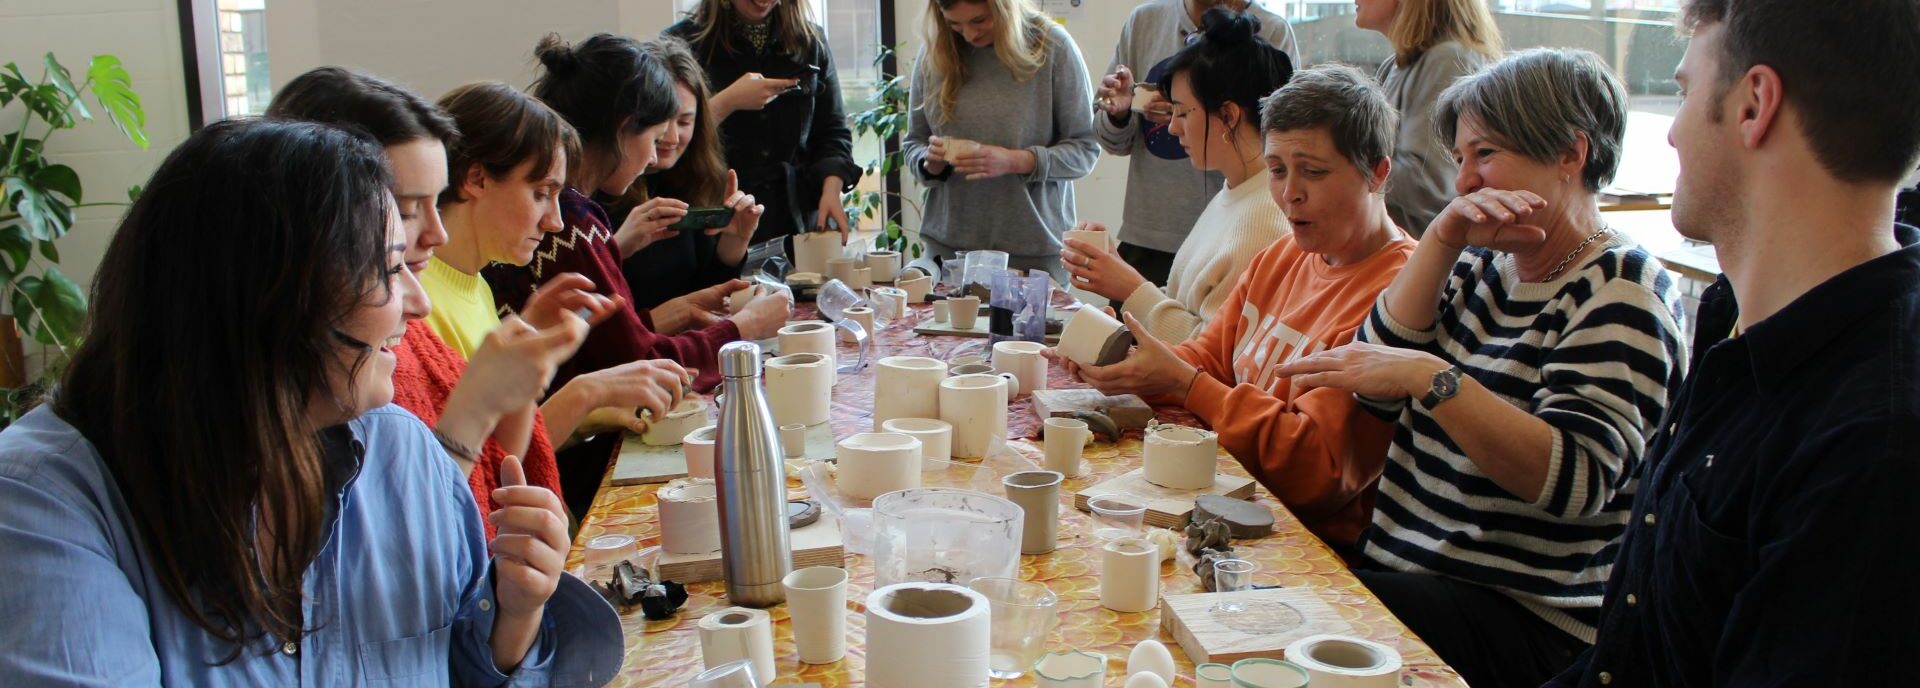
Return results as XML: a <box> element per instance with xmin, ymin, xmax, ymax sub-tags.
<box><xmin>668</xmin><ymin>206</ymin><xmax>737</xmax><ymax>232</ymax></box>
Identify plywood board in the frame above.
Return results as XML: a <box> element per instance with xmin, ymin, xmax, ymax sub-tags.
<box><xmin>657</xmin><ymin>513</ymin><xmax>845</xmax><ymax>584</ymax></box>
<box><xmin>1073</xmin><ymin>468</ymin><xmax>1257</xmax><ymax>529</ymax></box>
<box><xmin>1160</xmin><ymin>587</ymin><xmax>1356</xmax><ymax>665</ymax></box>
<box><xmin>609</xmin><ymin>439</ymin><xmax>688</xmax><ymax>486</ymax></box>
<box><xmin>1031</xmin><ymin>389</ymin><xmax>1156</xmax><ymax>431</ymax></box>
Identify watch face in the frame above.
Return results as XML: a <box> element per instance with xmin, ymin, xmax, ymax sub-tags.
<box><xmin>1433</xmin><ymin>369</ymin><xmax>1460</xmax><ymax>398</ymax></box>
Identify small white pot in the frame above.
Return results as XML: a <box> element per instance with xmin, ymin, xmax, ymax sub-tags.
<box><xmin>1058</xmin><ymin>307</ymin><xmax>1133</xmax><ymax>367</ymax></box>
<box><xmin>1099</xmin><ymin>536</ymin><xmax>1161</xmax><ymax>613</ymax></box>
<box><xmin>864</xmin><ymin>250</ymin><xmax>902</xmax><ymax>282</ymax></box>
<box><xmin>992</xmin><ymin>339</ymin><xmax>1049</xmax><ymax>399</ymax></box>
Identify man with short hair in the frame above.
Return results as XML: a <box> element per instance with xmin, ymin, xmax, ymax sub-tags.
<box><xmin>1546</xmin><ymin>0</ymin><xmax>1920</xmax><ymax>685</ymax></box>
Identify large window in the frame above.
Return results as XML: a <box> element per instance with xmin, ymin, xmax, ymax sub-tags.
<box><xmin>1276</xmin><ymin>0</ymin><xmax>1683</xmax><ymax>202</ymax></box>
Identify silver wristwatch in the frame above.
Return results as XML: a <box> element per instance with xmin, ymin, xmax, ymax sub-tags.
<box><xmin>1421</xmin><ymin>366</ymin><xmax>1464</xmax><ymax>409</ymax></box>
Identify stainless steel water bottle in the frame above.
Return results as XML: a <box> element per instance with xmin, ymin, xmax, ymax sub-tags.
<box><xmin>714</xmin><ymin>341</ymin><xmax>792</xmax><ymax>607</ymax></box>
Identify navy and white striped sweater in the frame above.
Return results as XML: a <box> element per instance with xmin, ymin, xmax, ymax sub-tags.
<box><xmin>1356</xmin><ymin>238</ymin><xmax>1687</xmax><ymax>643</ymax></box>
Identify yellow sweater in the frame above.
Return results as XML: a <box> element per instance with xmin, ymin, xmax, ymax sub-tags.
<box><xmin>419</xmin><ymin>257</ymin><xmax>499</xmax><ymax>359</ymax></box>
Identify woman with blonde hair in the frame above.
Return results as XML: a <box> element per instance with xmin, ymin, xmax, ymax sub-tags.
<box><xmin>613</xmin><ymin>36</ymin><xmax>767</xmax><ymax>309</ymax></box>
<box><xmin>905</xmin><ymin>0</ymin><xmax>1099</xmax><ymax>284</ymax></box>
<box><xmin>1354</xmin><ymin>0</ymin><xmax>1502</xmax><ymax>235</ymax></box>
<box><xmin>667</xmin><ymin>0</ymin><xmax>860</xmax><ymax>248</ymax></box>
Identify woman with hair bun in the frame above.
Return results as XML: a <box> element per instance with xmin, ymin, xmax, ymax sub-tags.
<box><xmin>1063</xmin><ymin>7</ymin><xmax>1294</xmax><ymax>343</ymax></box>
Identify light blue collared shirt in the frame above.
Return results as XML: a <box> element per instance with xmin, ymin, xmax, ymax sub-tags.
<box><xmin>0</xmin><ymin>404</ymin><xmax>624</xmax><ymax>686</ymax></box>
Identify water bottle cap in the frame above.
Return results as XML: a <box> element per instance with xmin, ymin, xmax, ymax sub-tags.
<box><xmin>719</xmin><ymin>341</ymin><xmax>763</xmax><ymax>377</ymax></box>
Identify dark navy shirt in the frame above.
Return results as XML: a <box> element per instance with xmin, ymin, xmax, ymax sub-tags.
<box><xmin>1549</xmin><ymin>225</ymin><xmax>1920</xmax><ymax>687</ymax></box>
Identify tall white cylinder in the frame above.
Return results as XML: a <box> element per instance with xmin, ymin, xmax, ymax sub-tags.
<box><xmin>764</xmin><ymin>353</ymin><xmax>833</xmax><ymax>427</ymax></box>
<box><xmin>939</xmin><ymin>374</ymin><xmax>1009</xmax><ymax>459</ymax></box>
<box><xmin>874</xmin><ymin>356</ymin><xmax>948</xmax><ymax>430</ymax></box>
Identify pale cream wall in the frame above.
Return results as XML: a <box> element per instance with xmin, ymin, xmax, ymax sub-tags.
<box><xmin>0</xmin><ymin>0</ymin><xmax>194</xmax><ymax>370</ymax></box>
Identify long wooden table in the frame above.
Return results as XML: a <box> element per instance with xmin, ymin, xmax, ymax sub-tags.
<box><xmin>564</xmin><ymin>302</ymin><xmax>1466</xmax><ymax>687</ymax></box>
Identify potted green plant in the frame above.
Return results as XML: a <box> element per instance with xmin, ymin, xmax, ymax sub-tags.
<box><xmin>842</xmin><ymin>44</ymin><xmax>925</xmax><ymax>261</ymax></box>
<box><xmin>0</xmin><ymin>53</ymin><xmax>148</xmax><ymax>426</ymax></box>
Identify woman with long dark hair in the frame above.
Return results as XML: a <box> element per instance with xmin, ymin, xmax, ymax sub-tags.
<box><xmin>0</xmin><ymin>119</ymin><xmax>620</xmax><ymax>683</ymax></box>
<box><xmin>612</xmin><ymin>36</ymin><xmax>768</xmax><ymax>309</ymax></box>
<box><xmin>667</xmin><ymin>0</ymin><xmax>861</xmax><ymax>246</ymax></box>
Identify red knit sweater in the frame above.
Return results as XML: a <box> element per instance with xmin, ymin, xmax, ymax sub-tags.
<box><xmin>484</xmin><ymin>188</ymin><xmax>741</xmax><ymax>395</ymax></box>
<box><xmin>390</xmin><ymin>321</ymin><xmax>563</xmax><ymax>538</ymax></box>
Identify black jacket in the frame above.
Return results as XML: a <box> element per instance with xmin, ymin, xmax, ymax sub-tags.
<box><xmin>665</xmin><ymin>17</ymin><xmax>861</xmax><ymax>245</ymax></box>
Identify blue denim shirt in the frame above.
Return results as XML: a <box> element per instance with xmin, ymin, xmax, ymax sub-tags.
<box><xmin>0</xmin><ymin>404</ymin><xmax>624</xmax><ymax>686</ymax></box>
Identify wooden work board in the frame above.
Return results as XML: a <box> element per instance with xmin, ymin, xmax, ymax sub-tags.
<box><xmin>1160</xmin><ymin>587</ymin><xmax>1357</xmax><ymax>665</ymax></box>
<box><xmin>910</xmin><ymin>304</ymin><xmax>1069</xmax><ymax>342</ymax></box>
<box><xmin>608</xmin><ymin>437</ymin><xmax>689</xmax><ymax>486</ymax></box>
<box><xmin>657</xmin><ymin>513</ymin><xmax>845</xmax><ymax>584</ymax></box>
<box><xmin>1030</xmin><ymin>389</ymin><xmax>1156</xmax><ymax>431</ymax></box>
<box><xmin>1073</xmin><ymin>468</ymin><xmax>1257</xmax><ymax>529</ymax></box>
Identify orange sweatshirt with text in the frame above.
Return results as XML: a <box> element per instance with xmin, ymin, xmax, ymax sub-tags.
<box><xmin>1173</xmin><ymin>233</ymin><xmax>1415</xmax><ymax>549</ymax></box>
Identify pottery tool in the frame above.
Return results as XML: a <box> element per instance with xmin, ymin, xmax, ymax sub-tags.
<box><xmin>1075</xmin><ymin>468</ymin><xmax>1257</xmax><ymax>529</ymax></box>
<box><xmin>865</xmin><ymin>582</ymin><xmax>993</xmax><ymax>688</ymax></box>
<box><xmin>698</xmin><ymin>607</ymin><xmax>776</xmax><ymax>687</ymax></box>
<box><xmin>1030</xmin><ymin>389</ymin><xmax>1155</xmax><ymax>438</ymax></box>
<box><xmin>1160</xmin><ymin>587</ymin><xmax>1357</xmax><ymax>666</ymax></box>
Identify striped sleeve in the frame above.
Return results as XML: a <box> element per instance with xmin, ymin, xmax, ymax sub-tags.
<box><xmin>1531</xmin><ymin>259</ymin><xmax>1688</xmax><ymax>518</ymax></box>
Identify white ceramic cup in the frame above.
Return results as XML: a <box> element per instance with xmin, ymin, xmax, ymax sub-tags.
<box><xmin>779</xmin><ymin>423</ymin><xmax>808</xmax><ymax>458</ymax></box>
<box><xmin>765</xmin><ymin>353</ymin><xmax>834</xmax><ymax>428</ymax></box>
<box><xmin>792</xmin><ymin>231</ymin><xmax>844</xmax><ymax>275</ymax></box>
<box><xmin>825</xmin><ymin>257</ymin><xmax>860</xmax><ymax>285</ymax></box>
<box><xmin>944</xmin><ymin>136</ymin><xmax>982</xmax><ymax>158</ymax></box>
<box><xmin>898</xmin><ymin>274</ymin><xmax>934</xmax><ymax>303</ymax></box>
<box><xmin>864</xmin><ymin>250</ymin><xmax>902</xmax><ymax>283</ymax></box>
<box><xmin>1142</xmin><ymin>424</ymin><xmax>1218</xmax><ymax>490</ymax></box>
<box><xmin>849</xmin><ymin>266</ymin><xmax>873</xmax><ymax>291</ymax></box>
<box><xmin>1063</xmin><ymin>227</ymin><xmax>1112</xmax><ymax>254</ymax></box>
<box><xmin>1057</xmin><ymin>306</ymin><xmax>1131</xmax><ymax>367</ymax></box>
<box><xmin>882</xmin><ymin>417</ymin><xmax>954</xmax><ymax>464</ymax></box>
<box><xmin>842</xmin><ymin>306</ymin><xmax>875</xmax><ymax>342</ymax></box>
<box><xmin>1099</xmin><ymin>536</ymin><xmax>1161</xmax><ymax>613</ymax></box>
<box><xmin>992</xmin><ymin>340</ymin><xmax>1049</xmax><ymax>399</ymax></box>
<box><xmin>939</xmin><ymin>373</ymin><xmax>1009</xmax><ymax>459</ymax></box>
<box><xmin>950</xmin><ymin>295</ymin><xmax>982</xmax><ymax>330</ymax></box>
<box><xmin>777</xmin><ymin>321</ymin><xmax>837</xmax><ymax>362</ymax></box>
<box><xmin>932</xmin><ymin>300</ymin><xmax>951</xmax><ymax>323</ymax></box>
<box><xmin>781</xmin><ymin>566</ymin><xmax>850</xmax><ymax>664</ymax></box>
<box><xmin>1042</xmin><ymin>417</ymin><xmax>1089</xmax><ymax>478</ymax></box>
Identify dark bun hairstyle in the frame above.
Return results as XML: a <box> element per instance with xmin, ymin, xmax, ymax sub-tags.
<box><xmin>1156</xmin><ymin>7</ymin><xmax>1295</xmax><ymax>130</ymax></box>
<box><xmin>530</xmin><ymin>33</ymin><xmax>677</xmax><ymax>156</ymax></box>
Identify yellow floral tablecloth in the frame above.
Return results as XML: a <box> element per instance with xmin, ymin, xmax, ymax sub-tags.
<box><xmin>566</xmin><ymin>303</ymin><xmax>1465</xmax><ymax>687</ymax></box>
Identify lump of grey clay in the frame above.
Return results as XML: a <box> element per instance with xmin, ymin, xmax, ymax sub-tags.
<box><xmin>1192</xmin><ymin>494</ymin><xmax>1275</xmax><ymax>539</ymax></box>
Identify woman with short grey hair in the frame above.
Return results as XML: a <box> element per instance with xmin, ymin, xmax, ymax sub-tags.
<box><xmin>1275</xmin><ymin>48</ymin><xmax>1688</xmax><ymax>688</ymax></box>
